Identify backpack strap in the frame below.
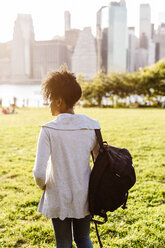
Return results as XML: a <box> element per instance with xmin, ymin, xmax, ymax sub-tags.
<box><xmin>91</xmin><ymin>150</ymin><xmax>95</xmax><ymax>163</ymax></box>
<box><xmin>122</xmin><ymin>192</ymin><xmax>129</xmax><ymax>209</ymax></box>
<box><xmin>90</xmin><ymin>215</ymin><xmax>107</xmax><ymax>248</ymax></box>
<box><xmin>91</xmin><ymin>129</ymin><xmax>104</xmax><ymax>163</ymax></box>
<box><xmin>94</xmin><ymin>220</ymin><xmax>103</xmax><ymax>248</ymax></box>
<box><xmin>95</xmin><ymin>129</ymin><xmax>104</xmax><ymax>150</ymax></box>
<box><xmin>91</xmin><ymin>129</ymin><xmax>107</xmax><ymax>247</ymax></box>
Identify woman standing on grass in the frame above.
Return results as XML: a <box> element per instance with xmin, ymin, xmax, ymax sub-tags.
<box><xmin>33</xmin><ymin>66</ymin><xmax>100</xmax><ymax>248</ymax></box>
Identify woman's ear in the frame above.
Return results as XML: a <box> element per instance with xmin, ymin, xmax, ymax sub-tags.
<box><xmin>57</xmin><ymin>97</ymin><xmax>62</xmax><ymax>107</ymax></box>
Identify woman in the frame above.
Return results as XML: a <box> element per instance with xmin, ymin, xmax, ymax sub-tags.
<box><xmin>33</xmin><ymin>66</ymin><xmax>100</xmax><ymax>248</ymax></box>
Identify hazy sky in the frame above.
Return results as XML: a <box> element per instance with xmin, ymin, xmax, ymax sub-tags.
<box><xmin>0</xmin><ymin>0</ymin><xmax>165</xmax><ymax>42</ymax></box>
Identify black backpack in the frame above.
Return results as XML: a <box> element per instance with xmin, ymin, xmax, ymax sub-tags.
<box><xmin>89</xmin><ymin>129</ymin><xmax>136</xmax><ymax>247</ymax></box>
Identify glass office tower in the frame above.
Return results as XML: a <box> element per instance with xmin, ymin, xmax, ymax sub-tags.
<box><xmin>108</xmin><ymin>1</ymin><xmax>127</xmax><ymax>73</ymax></box>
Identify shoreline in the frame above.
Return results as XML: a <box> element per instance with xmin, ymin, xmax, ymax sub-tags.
<box><xmin>0</xmin><ymin>79</ymin><xmax>41</xmax><ymax>85</ymax></box>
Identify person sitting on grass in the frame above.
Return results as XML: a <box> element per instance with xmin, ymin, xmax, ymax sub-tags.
<box><xmin>1</xmin><ymin>105</ymin><xmax>15</xmax><ymax>115</ymax></box>
<box><xmin>33</xmin><ymin>65</ymin><xmax>100</xmax><ymax>248</ymax></box>
<box><xmin>1</xmin><ymin>107</ymin><xmax>11</xmax><ymax>114</ymax></box>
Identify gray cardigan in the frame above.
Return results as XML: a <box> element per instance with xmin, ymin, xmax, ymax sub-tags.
<box><xmin>33</xmin><ymin>113</ymin><xmax>100</xmax><ymax>220</ymax></box>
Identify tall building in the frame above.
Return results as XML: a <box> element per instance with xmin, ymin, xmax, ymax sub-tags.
<box><xmin>0</xmin><ymin>42</ymin><xmax>11</xmax><ymax>60</ymax></box>
<box><xmin>65</xmin><ymin>29</ymin><xmax>80</xmax><ymax>52</ymax></box>
<box><xmin>134</xmin><ymin>48</ymin><xmax>148</xmax><ymax>71</ymax></box>
<box><xmin>120</xmin><ymin>0</ymin><xmax>126</xmax><ymax>7</ymax></box>
<box><xmin>11</xmin><ymin>14</ymin><xmax>34</xmax><ymax>80</ymax></box>
<box><xmin>154</xmin><ymin>23</ymin><xmax>165</xmax><ymax>61</ymax></box>
<box><xmin>0</xmin><ymin>41</ymin><xmax>11</xmax><ymax>79</ymax></box>
<box><xmin>158</xmin><ymin>13</ymin><xmax>165</xmax><ymax>25</ymax></box>
<box><xmin>139</xmin><ymin>4</ymin><xmax>151</xmax><ymax>49</ymax></box>
<box><xmin>135</xmin><ymin>4</ymin><xmax>155</xmax><ymax>69</ymax></box>
<box><xmin>0</xmin><ymin>58</ymin><xmax>11</xmax><ymax>80</ymax></box>
<box><xmin>33</xmin><ymin>39</ymin><xmax>68</xmax><ymax>79</ymax></box>
<box><xmin>64</xmin><ymin>11</ymin><xmax>80</xmax><ymax>70</ymax></box>
<box><xmin>148</xmin><ymin>39</ymin><xmax>155</xmax><ymax>66</ymax></box>
<box><xmin>65</xmin><ymin>29</ymin><xmax>80</xmax><ymax>69</ymax></box>
<box><xmin>151</xmin><ymin>24</ymin><xmax>155</xmax><ymax>39</ymax></box>
<box><xmin>140</xmin><ymin>33</ymin><xmax>148</xmax><ymax>49</ymax></box>
<box><xmin>64</xmin><ymin>11</ymin><xmax>71</xmax><ymax>33</ymax></box>
<box><xmin>101</xmin><ymin>28</ymin><xmax>108</xmax><ymax>73</ymax></box>
<box><xmin>96</xmin><ymin>5</ymin><xmax>107</xmax><ymax>71</ymax></box>
<box><xmin>72</xmin><ymin>27</ymin><xmax>97</xmax><ymax>79</ymax></box>
<box><xmin>107</xmin><ymin>0</ymin><xmax>127</xmax><ymax>73</ymax></box>
<box><xmin>127</xmin><ymin>27</ymin><xmax>135</xmax><ymax>72</ymax></box>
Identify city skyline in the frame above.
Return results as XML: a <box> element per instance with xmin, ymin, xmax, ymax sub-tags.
<box><xmin>0</xmin><ymin>0</ymin><xmax>165</xmax><ymax>42</ymax></box>
<box><xmin>0</xmin><ymin>0</ymin><xmax>165</xmax><ymax>80</ymax></box>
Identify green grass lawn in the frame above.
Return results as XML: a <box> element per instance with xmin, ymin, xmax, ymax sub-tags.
<box><xmin>0</xmin><ymin>107</ymin><xmax>165</xmax><ymax>247</ymax></box>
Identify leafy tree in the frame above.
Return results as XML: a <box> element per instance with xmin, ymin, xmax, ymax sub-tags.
<box><xmin>81</xmin><ymin>59</ymin><xmax>165</xmax><ymax>107</ymax></box>
<box><xmin>77</xmin><ymin>73</ymin><xmax>85</xmax><ymax>85</ymax></box>
<box><xmin>81</xmin><ymin>71</ymin><xmax>109</xmax><ymax>107</ymax></box>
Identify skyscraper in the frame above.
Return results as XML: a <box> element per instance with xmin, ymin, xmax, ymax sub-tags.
<box><xmin>11</xmin><ymin>14</ymin><xmax>34</xmax><ymax>80</ymax></box>
<box><xmin>127</xmin><ymin>27</ymin><xmax>135</xmax><ymax>72</ymax></box>
<box><xmin>64</xmin><ymin>11</ymin><xmax>80</xmax><ymax>70</ymax></box>
<box><xmin>64</xmin><ymin>11</ymin><xmax>71</xmax><ymax>33</ymax></box>
<box><xmin>138</xmin><ymin>4</ymin><xmax>155</xmax><ymax>67</ymax></box>
<box><xmin>107</xmin><ymin>0</ymin><xmax>127</xmax><ymax>73</ymax></box>
<box><xmin>0</xmin><ymin>42</ymin><xmax>11</xmax><ymax>79</ymax></box>
<box><xmin>148</xmin><ymin>39</ymin><xmax>155</xmax><ymax>66</ymax></box>
<box><xmin>139</xmin><ymin>4</ymin><xmax>151</xmax><ymax>49</ymax></box>
<box><xmin>101</xmin><ymin>28</ymin><xmax>108</xmax><ymax>73</ymax></box>
<box><xmin>154</xmin><ymin>23</ymin><xmax>165</xmax><ymax>61</ymax></box>
<box><xmin>134</xmin><ymin>48</ymin><xmax>148</xmax><ymax>71</ymax></box>
<box><xmin>72</xmin><ymin>27</ymin><xmax>97</xmax><ymax>79</ymax></box>
<box><xmin>33</xmin><ymin>39</ymin><xmax>68</xmax><ymax>79</ymax></box>
<box><xmin>120</xmin><ymin>0</ymin><xmax>126</xmax><ymax>7</ymax></box>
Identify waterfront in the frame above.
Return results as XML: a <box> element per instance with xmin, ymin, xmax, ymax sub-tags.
<box><xmin>0</xmin><ymin>84</ymin><xmax>164</xmax><ymax>109</ymax></box>
<box><xmin>0</xmin><ymin>84</ymin><xmax>44</xmax><ymax>107</ymax></box>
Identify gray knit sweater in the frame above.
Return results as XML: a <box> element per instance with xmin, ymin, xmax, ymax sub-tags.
<box><xmin>33</xmin><ymin>113</ymin><xmax>100</xmax><ymax>220</ymax></box>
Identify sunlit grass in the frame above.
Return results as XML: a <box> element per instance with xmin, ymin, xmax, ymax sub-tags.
<box><xmin>0</xmin><ymin>107</ymin><xmax>165</xmax><ymax>247</ymax></box>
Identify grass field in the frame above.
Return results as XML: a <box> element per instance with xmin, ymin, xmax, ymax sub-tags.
<box><xmin>0</xmin><ymin>107</ymin><xmax>165</xmax><ymax>247</ymax></box>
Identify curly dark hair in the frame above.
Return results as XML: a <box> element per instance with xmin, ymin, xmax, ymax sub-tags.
<box><xmin>41</xmin><ymin>65</ymin><xmax>82</xmax><ymax>108</ymax></box>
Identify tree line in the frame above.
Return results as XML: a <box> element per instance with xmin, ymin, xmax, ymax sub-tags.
<box><xmin>78</xmin><ymin>60</ymin><xmax>165</xmax><ymax>107</ymax></box>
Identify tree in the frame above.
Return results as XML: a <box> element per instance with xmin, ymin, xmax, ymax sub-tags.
<box><xmin>81</xmin><ymin>71</ymin><xmax>108</xmax><ymax>107</ymax></box>
<box><xmin>81</xmin><ymin>59</ymin><xmax>165</xmax><ymax>107</ymax></box>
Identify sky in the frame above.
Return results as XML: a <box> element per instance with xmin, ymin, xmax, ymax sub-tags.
<box><xmin>0</xmin><ymin>0</ymin><xmax>165</xmax><ymax>42</ymax></box>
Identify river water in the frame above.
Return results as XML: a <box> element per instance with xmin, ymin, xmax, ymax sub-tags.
<box><xmin>0</xmin><ymin>84</ymin><xmax>164</xmax><ymax>108</ymax></box>
<box><xmin>0</xmin><ymin>84</ymin><xmax>44</xmax><ymax>107</ymax></box>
